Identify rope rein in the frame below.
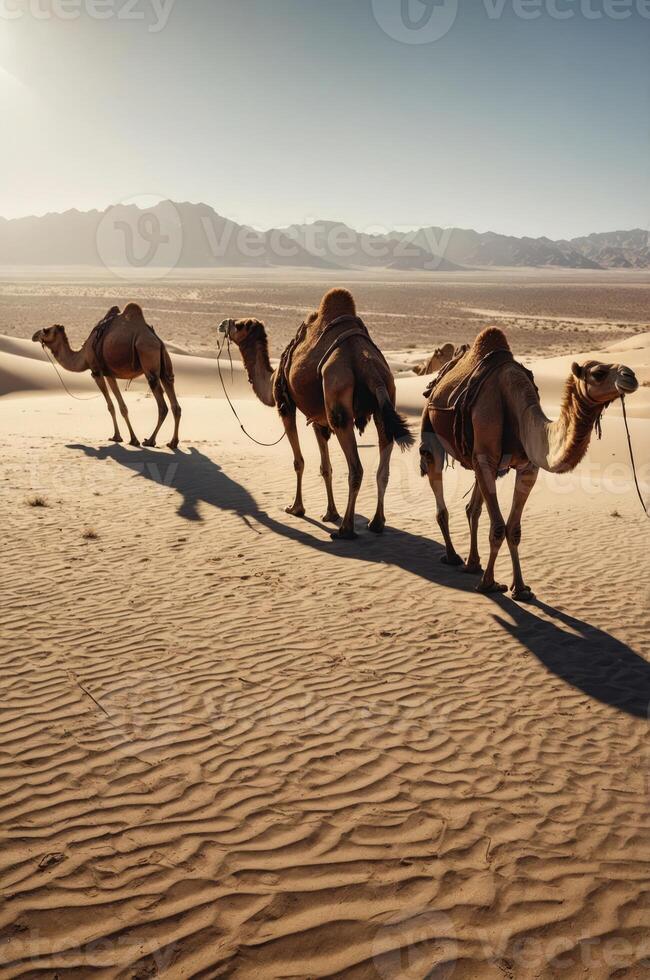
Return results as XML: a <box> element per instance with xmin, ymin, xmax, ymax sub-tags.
<box><xmin>41</xmin><ymin>344</ymin><xmax>102</xmax><ymax>401</ymax></box>
<box><xmin>215</xmin><ymin>334</ymin><xmax>286</xmax><ymax>448</ymax></box>
<box><xmin>620</xmin><ymin>394</ymin><xmax>649</xmax><ymax>518</ymax></box>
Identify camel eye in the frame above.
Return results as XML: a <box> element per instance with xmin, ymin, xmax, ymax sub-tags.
<box><xmin>591</xmin><ymin>368</ymin><xmax>608</xmax><ymax>382</ymax></box>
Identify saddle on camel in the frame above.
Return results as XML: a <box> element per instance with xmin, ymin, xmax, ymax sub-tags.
<box><xmin>219</xmin><ymin>288</ymin><xmax>414</xmax><ymax>539</ymax></box>
<box><xmin>420</xmin><ymin>326</ymin><xmax>638</xmax><ymax>600</ymax></box>
<box><xmin>421</xmin><ymin>338</ymin><xmax>538</xmax><ymax>476</ymax></box>
<box><xmin>32</xmin><ymin>304</ymin><xmax>182</xmax><ymax>448</ymax></box>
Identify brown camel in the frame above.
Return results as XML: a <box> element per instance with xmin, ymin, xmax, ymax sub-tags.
<box><xmin>219</xmin><ymin>288</ymin><xmax>414</xmax><ymax>539</ymax></box>
<box><xmin>420</xmin><ymin>327</ymin><xmax>638</xmax><ymax>600</ymax></box>
<box><xmin>32</xmin><ymin>304</ymin><xmax>181</xmax><ymax>448</ymax></box>
<box><xmin>414</xmin><ymin>343</ymin><xmax>469</xmax><ymax>376</ymax></box>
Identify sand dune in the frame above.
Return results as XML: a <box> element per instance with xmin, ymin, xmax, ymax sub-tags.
<box><xmin>1</xmin><ymin>330</ymin><xmax>649</xmax><ymax>978</ymax></box>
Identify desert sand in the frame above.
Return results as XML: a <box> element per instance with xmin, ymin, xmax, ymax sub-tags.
<box><xmin>1</xmin><ymin>298</ymin><xmax>649</xmax><ymax>978</ymax></box>
<box><xmin>2</xmin><ymin>267</ymin><xmax>650</xmax><ymax>360</ymax></box>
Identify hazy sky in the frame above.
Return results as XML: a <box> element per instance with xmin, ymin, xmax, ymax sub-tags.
<box><xmin>0</xmin><ymin>0</ymin><xmax>648</xmax><ymax>237</ymax></box>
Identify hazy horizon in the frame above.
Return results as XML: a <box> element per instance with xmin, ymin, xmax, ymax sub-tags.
<box><xmin>1</xmin><ymin>1</ymin><xmax>648</xmax><ymax>238</ymax></box>
<box><xmin>0</xmin><ymin>199</ymin><xmax>645</xmax><ymax>243</ymax></box>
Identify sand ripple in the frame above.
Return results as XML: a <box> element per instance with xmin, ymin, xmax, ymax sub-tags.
<box><xmin>1</xmin><ymin>427</ymin><xmax>649</xmax><ymax>979</ymax></box>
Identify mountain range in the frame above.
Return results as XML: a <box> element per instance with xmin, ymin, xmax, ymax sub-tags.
<box><xmin>0</xmin><ymin>202</ymin><xmax>647</xmax><ymax>271</ymax></box>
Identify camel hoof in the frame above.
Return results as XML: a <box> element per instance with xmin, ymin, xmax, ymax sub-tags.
<box><xmin>462</xmin><ymin>563</ymin><xmax>483</xmax><ymax>575</ymax></box>
<box><xmin>142</xmin><ymin>438</ymin><xmax>156</xmax><ymax>447</ymax></box>
<box><xmin>322</xmin><ymin>510</ymin><xmax>341</xmax><ymax>524</ymax></box>
<box><xmin>441</xmin><ymin>553</ymin><xmax>464</xmax><ymax>566</ymax></box>
<box><xmin>285</xmin><ymin>505</ymin><xmax>306</xmax><ymax>518</ymax></box>
<box><xmin>511</xmin><ymin>585</ymin><xmax>536</xmax><ymax>602</ymax></box>
<box><xmin>367</xmin><ymin>518</ymin><xmax>385</xmax><ymax>534</ymax></box>
<box><xmin>476</xmin><ymin>581</ymin><xmax>508</xmax><ymax>594</ymax></box>
<box><xmin>129</xmin><ymin>438</ymin><xmax>140</xmax><ymax>447</ymax></box>
<box><xmin>330</xmin><ymin>527</ymin><xmax>358</xmax><ymax>541</ymax></box>
<box><xmin>167</xmin><ymin>440</ymin><xmax>179</xmax><ymax>450</ymax></box>
<box><xmin>110</xmin><ymin>435</ymin><xmax>123</xmax><ymax>443</ymax></box>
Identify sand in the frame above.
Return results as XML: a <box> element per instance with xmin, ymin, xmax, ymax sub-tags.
<box><xmin>1</xmin><ymin>309</ymin><xmax>649</xmax><ymax>978</ymax></box>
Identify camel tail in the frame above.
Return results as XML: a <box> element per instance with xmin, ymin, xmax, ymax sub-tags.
<box><xmin>375</xmin><ymin>385</ymin><xmax>414</xmax><ymax>452</ymax></box>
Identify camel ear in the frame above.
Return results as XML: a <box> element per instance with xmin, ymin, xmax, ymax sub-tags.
<box><xmin>571</xmin><ymin>362</ymin><xmax>584</xmax><ymax>380</ymax></box>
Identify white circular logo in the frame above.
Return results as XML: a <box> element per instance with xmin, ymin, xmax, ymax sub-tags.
<box><xmin>96</xmin><ymin>194</ymin><xmax>183</xmax><ymax>279</ymax></box>
<box><xmin>372</xmin><ymin>0</ymin><xmax>459</xmax><ymax>44</ymax></box>
<box><xmin>372</xmin><ymin>907</ymin><xmax>458</xmax><ymax>979</ymax></box>
<box><xmin>101</xmin><ymin>675</ymin><xmax>172</xmax><ymax>746</ymax></box>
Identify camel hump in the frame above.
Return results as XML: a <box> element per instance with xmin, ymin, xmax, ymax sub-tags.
<box><xmin>472</xmin><ymin>326</ymin><xmax>510</xmax><ymax>357</ymax></box>
<box><xmin>123</xmin><ymin>303</ymin><xmax>145</xmax><ymax>320</ymax></box>
<box><xmin>318</xmin><ymin>288</ymin><xmax>356</xmax><ymax>321</ymax></box>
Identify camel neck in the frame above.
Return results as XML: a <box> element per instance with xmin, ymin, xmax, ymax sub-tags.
<box><xmin>520</xmin><ymin>376</ymin><xmax>603</xmax><ymax>473</ymax></box>
<box><xmin>544</xmin><ymin>380</ymin><xmax>603</xmax><ymax>473</ymax></box>
<box><xmin>238</xmin><ymin>335</ymin><xmax>275</xmax><ymax>407</ymax></box>
<box><xmin>49</xmin><ymin>336</ymin><xmax>88</xmax><ymax>373</ymax></box>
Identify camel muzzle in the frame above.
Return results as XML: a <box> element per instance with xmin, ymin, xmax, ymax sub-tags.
<box><xmin>31</xmin><ymin>330</ymin><xmax>44</xmax><ymax>343</ymax></box>
<box><xmin>218</xmin><ymin>319</ymin><xmax>232</xmax><ymax>337</ymax></box>
<box><xmin>616</xmin><ymin>367</ymin><xmax>638</xmax><ymax>395</ymax></box>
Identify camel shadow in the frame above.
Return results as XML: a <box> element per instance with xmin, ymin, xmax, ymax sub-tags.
<box><xmin>493</xmin><ymin>599</ymin><xmax>650</xmax><ymax>719</ymax></box>
<box><xmin>68</xmin><ymin>443</ymin><xmax>261</xmax><ymax>525</ymax></box>
<box><xmin>68</xmin><ymin>443</ymin><xmax>650</xmax><ymax>719</ymax></box>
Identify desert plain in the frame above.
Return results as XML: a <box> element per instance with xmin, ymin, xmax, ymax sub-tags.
<box><xmin>1</xmin><ymin>269</ymin><xmax>649</xmax><ymax>979</ymax></box>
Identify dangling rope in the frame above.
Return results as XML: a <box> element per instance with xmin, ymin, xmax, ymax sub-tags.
<box><xmin>620</xmin><ymin>394</ymin><xmax>649</xmax><ymax>518</ymax></box>
<box><xmin>215</xmin><ymin>333</ymin><xmax>286</xmax><ymax>448</ymax></box>
<box><xmin>41</xmin><ymin>345</ymin><xmax>102</xmax><ymax>401</ymax></box>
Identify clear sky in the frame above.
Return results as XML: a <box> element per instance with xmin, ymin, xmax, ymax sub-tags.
<box><xmin>0</xmin><ymin>0</ymin><xmax>648</xmax><ymax>237</ymax></box>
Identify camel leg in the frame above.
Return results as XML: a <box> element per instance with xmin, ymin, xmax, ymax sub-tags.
<box><xmin>368</xmin><ymin>423</ymin><xmax>393</xmax><ymax>534</ymax></box>
<box><xmin>313</xmin><ymin>425</ymin><xmax>339</xmax><ymax>523</ymax></box>
<box><xmin>425</xmin><ymin>441</ymin><xmax>463</xmax><ymax>565</ymax></box>
<box><xmin>331</xmin><ymin>422</ymin><xmax>363</xmax><ymax>541</ymax></box>
<box><xmin>282</xmin><ymin>411</ymin><xmax>305</xmax><ymax>518</ymax></box>
<box><xmin>142</xmin><ymin>378</ymin><xmax>169</xmax><ymax>448</ymax></box>
<box><xmin>94</xmin><ymin>374</ymin><xmax>122</xmax><ymax>443</ymax></box>
<box><xmin>506</xmin><ymin>465</ymin><xmax>539</xmax><ymax>602</ymax></box>
<box><xmin>106</xmin><ymin>377</ymin><xmax>139</xmax><ymax>446</ymax></box>
<box><xmin>473</xmin><ymin>453</ymin><xmax>508</xmax><ymax>594</ymax></box>
<box><xmin>462</xmin><ymin>481</ymin><xmax>484</xmax><ymax>574</ymax></box>
<box><xmin>160</xmin><ymin>376</ymin><xmax>182</xmax><ymax>449</ymax></box>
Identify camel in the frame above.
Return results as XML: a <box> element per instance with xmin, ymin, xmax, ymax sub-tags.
<box><xmin>219</xmin><ymin>288</ymin><xmax>414</xmax><ymax>539</ymax></box>
<box><xmin>414</xmin><ymin>343</ymin><xmax>469</xmax><ymax>376</ymax></box>
<box><xmin>420</xmin><ymin>326</ymin><xmax>638</xmax><ymax>600</ymax></box>
<box><xmin>32</xmin><ymin>304</ymin><xmax>181</xmax><ymax>449</ymax></box>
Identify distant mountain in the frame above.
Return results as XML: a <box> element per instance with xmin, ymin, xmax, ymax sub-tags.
<box><xmin>388</xmin><ymin>227</ymin><xmax>601</xmax><ymax>269</ymax></box>
<box><xmin>0</xmin><ymin>203</ymin><xmax>647</xmax><ymax>271</ymax></box>
<box><xmin>565</xmin><ymin>229</ymin><xmax>650</xmax><ymax>269</ymax></box>
<box><xmin>0</xmin><ymin>202</ymin><xmax>336</xmax><ymax>270</ymax></box>
<box><xmin>281</xmin><ymin>221</ymin><xmax>463</xmax><ymax>271</ymax></box>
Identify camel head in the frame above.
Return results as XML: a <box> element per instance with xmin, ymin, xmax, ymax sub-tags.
<box><xmin>415</xmin><ymin>342</ymin><xmax>456</xmax><ymax>376</ymax></box>
<box><xmin>32</xmin><ymin>324</ymin><xmax>66</xmax><ymax>348</ymax></box>
<box><xmin>571</xmin><ymin>360</ymin><xmax>638</xmax><ymax>405</ymax></box>
<box><xmin>218</xmin><ymin>318</ymin><xmax>267</xmax><ymax>348</ymax></box>
<box><xmin>430</xmin><ymin>342</ymin><xmax>455</xmax><ymax>368</ymax></box>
